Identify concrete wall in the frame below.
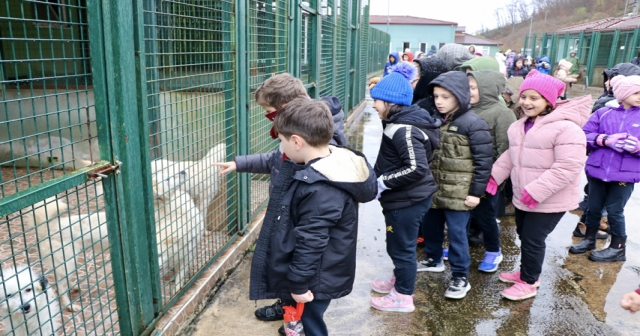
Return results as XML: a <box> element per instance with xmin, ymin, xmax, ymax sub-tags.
<box><xmin>370</xmin><ymin>24</ymin><xmax>456</xmax><ymax>54</ymax></box>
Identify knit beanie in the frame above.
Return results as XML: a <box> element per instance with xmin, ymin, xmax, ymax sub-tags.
<box><xmin>519</xmin><ymin>69</ymin><xmax>565</xmax><ymax>108</ymax></box>
<box><xmin>370</xmin><ymin>62</ymin><xmax>416</xmax><ymax>106</ymax></box>
<box><xmin>611</xmin><ymin>75</ymin><xmax>640</xmax><ymax>103</ymax></box>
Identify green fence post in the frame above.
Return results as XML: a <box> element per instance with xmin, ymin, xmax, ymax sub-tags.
<box><xmin>233</xmin><ymin>0</ymin><xmax>249</xmax><ymax>232</ymax></box>
<box><xmin>344</xmin><ymin>0</ymin><xmax>352</xmax><ymax>109</ymax></box>
<box><xmin>531</xmin><ymin>34</ymin><xmax>538</xmax><ymax>59</ymax></box>
<box><xmin>629</xmin><ymin>28</ymin><xmax>640</xmax><ymax>61</ymax></box>
<box><xmin>607</xmin><ymin>29</ymin><xmax>620</xmax><ymax>69</ymax></box>
<box><xmin>96</xmin><ymin>0</ymin><xmax>160</xmax><ymax>333</ymax></box>
<box><xmin>524</xmin><ymin>34</ymin><xmax>529</xmax><ymax>55</ymax></box>
<box><xmin>587</xmin><ymin>32</ymin><xmax>601</xmax><ymax>86</ymax></box>
<box><xmin>577</xmin><ymin>31</ymin><xmax>585</xmax><ymax>58</ymax></box>
<box><xmin>549</xmin><ymin>34</ymin><xmax>558</xmax><ymax>65</ymax></box>
<box><xmin>86</xmin><ymin>3</ymin><xmax>135</xmax><ymax>335</ymax></box>
<box><xmin>312</xmin><ymin>0</ymin><xmax>321</xmax><ymax>98</ymax></box>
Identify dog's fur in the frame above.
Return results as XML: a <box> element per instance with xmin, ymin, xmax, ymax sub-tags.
<box><xmin>27</xmin><ymin>197</ymin><xmax>109</xmax><ymax>312</ymax></box>
<box><xmin>0</xmin><ymin>136</ymin><xmax>97</xmax><ymax>170</ymax></box>
<box><xmin>0</xmin><ymin>266</ymin><xmax>61</xmax><ymax>336</ymax></box>
<box><xmin>151</xmin><ymin>143</ymin><xmax>226</xmax><ymax>216</ymax></box>
<box><xmin>151</xmin><ymin>168</ymin><xmax>204</xmax><ymax>291</ymax></box>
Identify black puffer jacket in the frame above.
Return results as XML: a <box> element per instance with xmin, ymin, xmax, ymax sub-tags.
<box><xmin>235</xmin><ymin>96</ymin><xmax>348</xmax><ymax>194</ymax></box>
<box><xmin>428</xmin><ymin>71</ymin><xmax>493</xmax><ymax>210</ymax></box>
<box><xmin>249</xmin><ymin>147</ymin><xmax>377</xmax><ymax>301</ymax></box>
<box><xmin>592</xmin><ymin>63</ymin><xmax>640</xmax><ymax>112</ymax></box>
<box><xmin>507</xmin><ymin>60</ymin><xmax>530</xmax><ymax>78</ymax></box>
<box><xmin>374</xmin><ymin>105</ymin><xmax>440</xmax><ymax>210</ymax></box>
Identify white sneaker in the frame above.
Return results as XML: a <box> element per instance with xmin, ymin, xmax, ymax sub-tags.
<box><xmin>444</xmin><ymin>276</ymin><xmax>471</xmax><ymax>299</ymax></box>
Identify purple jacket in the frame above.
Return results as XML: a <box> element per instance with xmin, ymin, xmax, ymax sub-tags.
<box><xmin>584</xmin><ymin>106</ymin><xmax>640</xmax><ymax>183</ymax></box>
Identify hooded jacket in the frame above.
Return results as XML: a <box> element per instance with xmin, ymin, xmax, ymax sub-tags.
<box><xmin>404</xmin><ymin>51</ymin><xmax>414</xmax><ymax>62</ymax></box>
<box><xmin>412</xmin><ymin>57</ymin><xmax>450</xmax><ymax>109</ymax></box>
<box><xmin>537</xmin><ymin>57</ymin><xmax>551</xmax><ymax>75</ymax></box>
<box><xmin>491</xmin><ymin>95</ymin><xmax>590</xmax><ymax>213</ymax></box>
<box><xmin>592</xmin><ymin>63</ymin><xmax>640</xmax><ymax>112</ymax></box>
<box><xmin>375</xmin><ymin>105</ymin><xmax>440</xmax><ymax>210</ymax></box>
<box><xmin>567</xmin><ymin>53</ymin><xmax>579</xmax><ymax>74</ymax></box>
<box><xmin>384</xmin><ymin>51</ymin><xmax>400</xmax><ymax>76</ymax></box>
<box><xmin>427</xmin><ymin>45</ymin><xmax>438</xmax><ymax>57</ymax></box>
<box><xmin>428</xmin><ymin>72</ymin><xmax>493</xmax><ymax>210</ymax></box>
<box><xmin>235</xmin><ymin>96</ymin><xmax>348</xmax><ymax>194</ymax></box>
<box><xmin>321</xmin><ymin>96</ymin><xmax>348</xmax><ymax>146</ymax></box>
<box><xmin>468</xmin><ymin>70</ymin><xmax>517</xmax><ymax>161</ymax></box>
<box><xmin>507</xmin><ymin>58</ymin><xmax>530</xmax><ymax>78</ymax></box>
<box><xmin>249</xmin><ymin>146</ymin><xmax>377</xmax><ymax>301</ymax></box>
<box><xmin>584</xmin><ymin>105</ymin><xmax>640</xmax><ymax>183</ymax></box>
<box><xmin>460</xmin><ymin>57</ymin><xmax>500</xmax><ymax>73</ymax></box>
<box><xmin>436</xmin><ymin>44</ymin><xmax>474</xmax><ymax>71</ymax></box>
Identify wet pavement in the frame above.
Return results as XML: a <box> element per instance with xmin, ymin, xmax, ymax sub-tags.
<box><xmin>183</xmin><ymin>97</ymin><xmax>640</xmax><ymax>335</ymax></box>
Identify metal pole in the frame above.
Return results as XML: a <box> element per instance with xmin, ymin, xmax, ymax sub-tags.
<box><xmin>623</xmin><ymin>0</ymin><xmax>629</xmax><ymax>17</ymax></box>
<box><xmin>545</xmin><ymin>11</ymin><xmax>548</xmax><ymax>22</ymax></box>
<box><xmin>528</xmin><ymin>15</ymin><xmax>533</xmax><ymax>55</ymax></box>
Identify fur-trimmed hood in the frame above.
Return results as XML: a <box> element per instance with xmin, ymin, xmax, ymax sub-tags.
<box><xmin>294</xmin><ymin>146</ymin><xmax>377</xmax><ymax>203</ymax></box>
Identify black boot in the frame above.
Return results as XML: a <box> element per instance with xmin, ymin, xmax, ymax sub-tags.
<box><xmin>569</xmin><ymin>226</ymin><xmax>598</xmax><ymax>254</ymax></box>
<box><xmin>589</xmin><ymin>236</ymin><xmax>626</xmax><ymax>262</ymax></box>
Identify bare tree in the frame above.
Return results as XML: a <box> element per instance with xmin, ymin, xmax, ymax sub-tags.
<box><xmin>517</xmin><ymin>2</ymin><xmax>531</xmax><ymax>22</ymax></box>
<box><xmin>494</xmin><ymin>8</ymin><xmax>504</xmax><ymax>28</ymax></box>
<box><xmin>506</xmin><ymin>1</ymin><xmax>518</xmax><ymax>33</ymax></box>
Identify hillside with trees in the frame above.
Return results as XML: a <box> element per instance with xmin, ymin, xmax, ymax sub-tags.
<box><xmin>477</xmin><ymin>0</ymin><xmax>633</xmax><ymax>52</ymax></box>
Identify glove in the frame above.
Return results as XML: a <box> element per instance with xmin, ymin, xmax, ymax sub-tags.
<box><xmin>598</xmin><ymin>133</ymin><xmax>627</xmax><ymax>152</ymax></box>
<box><xmin>376</xmin><ymin>176</ymin><xmax>390</xmax><ymax>200</ymax></box>
<box><xmin>622</xmin><ymin>135</ymin><xmax>640</xmax><ymax>154</ymax></box>
<box><xmin>486</xmin><ymin>176</ymin><xmax>498</xmax><ymax>196</ymax></box>
<box><xmin>520</xmin><ymin>189</ymin><xmax>539</xmax><ymax>209</ymax></box>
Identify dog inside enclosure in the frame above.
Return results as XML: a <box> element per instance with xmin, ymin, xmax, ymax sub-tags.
<box><xmin>25</xmin><ymin>197</ymin><xmax>110</xmax><ymax>312</ymax></box>
<box><xmin>0</xmin><ymin>265</ymin><xmax>61</xmax><ymax>336</ymax></box>
<box><xmin>151</xmin><ymin>166</ymin><xmax>204</xmax><ymax>293</ymax></box>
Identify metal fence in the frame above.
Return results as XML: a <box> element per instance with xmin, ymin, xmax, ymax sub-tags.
<box><xmin>0</xmin><ymin>0</ymin><xmax>389</xmax><ymax>335</ymax></box>
<box><xmin>525</xmin><ymin>28</ymin><xmax>640</xmax><ymax>88</ymax></box>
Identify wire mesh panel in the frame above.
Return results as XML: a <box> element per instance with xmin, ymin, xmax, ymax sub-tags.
<box><xmin>143</xmin><ymin>0</ymin><xmax>238</xmax><ymax>303</ymax></box>
<box><xmin>358</xmin><ymin>2</ymin><xmax>369</xmax><ymax>103</ymax></box>
<box><xmin>318</xmin><ymin>0</ymin><xmax>334</xmax><ymax>97</ymax></box>
<box><xmin>334</xmin><ymin>0</ymin><xmax>348</xmax><ymax>105</ymax></box>
<box><xmin>0</xmin><ymin>0</ymin><xmax>99</xmax><ymax>196</ymax></box>
<box><xmin>247</xmin><ymin>0</ymin><xmax>289</xmax><ymax>215</ymax></box>
<box><xmin>595</xmin><ymin>33</ymin><xmax>614</xmax><ymax>66</ymax></box>
<box><xmin>0</xmin><ymin>1</ymin><xmax>120</xmax><ymax>334</ymax></box>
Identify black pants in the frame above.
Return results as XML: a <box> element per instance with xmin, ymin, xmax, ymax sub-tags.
<box><xmin>384</xmin><ymin>196</ymin><xmax>432</xmax><ymax>295</ymax></box>
<box><xmin>515</xmin><ymin>209</ymin><xmax>565</xmax><ymax>284</ymax></box>
<box><xmin>300</xmin><ymin>299</ymin><xmax>331</xmax><ymax>336</ymax></box>
<box><xmin>469</xmin><ymin>193</ymin><xmax>501</xmax><ymax>252</ymax></box>
<box><xmin>585</xmin><ymin>177</ymin><xmax>635</xmax><ymax>237</ymax></box>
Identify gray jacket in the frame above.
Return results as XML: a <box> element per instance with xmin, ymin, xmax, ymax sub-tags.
<box><xmin>235</xmin><ymin>96</ymin><xmax>347</xmax><ymax>193</ymax></box>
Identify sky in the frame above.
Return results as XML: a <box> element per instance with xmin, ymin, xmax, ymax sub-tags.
<box><xmin>368</xmin><ymin>0</ymin><xmax>515</xmax><ymax>33</ymax></box>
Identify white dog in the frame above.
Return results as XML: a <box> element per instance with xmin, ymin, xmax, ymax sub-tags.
<box><xmin>0</xmin><ymin>136</ymin><xmax>97</xmax><ymax>170</ymax></box>
<box><xmin>151</xmin><ymin>143</ymin><xmax>226</xmax><ymax>216</ymax></box>
<box><xmin>152</xmin><ymin>168</ymin><xmax>204</xmax><ymax>291</ymax></box>
<box><xmin>27</xmin><ymin>197</ymin><xmax>110</xmax><ymax>312</ymax></box>
<box><xmin>0</xmin><ymin>266</ymin><xmax>61</xmax><ymax>336</ymax></box>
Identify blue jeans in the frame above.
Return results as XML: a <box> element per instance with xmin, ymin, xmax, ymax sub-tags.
<box><xmin>423</xmin><ymin>209</ymin><xmax>471</xmax><ymax>277</ymax></box>
<box><xmin>383</xmin><ymin>196</ymin><xmax>433</xmax><ymax>295</ymax></box>
<box><xmin>585</xmin><ymin>177</ymin><xmax>635</xmax><ymax>237</ymax></box>
<box><xmin>300</xmin><ymin>299</ymin><xmax>331</xmax><ymax>336</ymax></box>
<box><xmin>470</xmin><ymin>193</ymin><xmax>501</xmax><ymax>252</ymax></box>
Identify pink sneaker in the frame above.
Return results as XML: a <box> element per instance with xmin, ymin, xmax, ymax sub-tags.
<box><xmin>370</xmin><ymin>288</ymin><xmax>415</xmax><ymax>312</ymax></box>
<box><xmin>371</xmin><ymin>276</ymin><xmax>396</xmax><ymax>294</ymax></box>
<box><xmin>501</xmin><ymin>282</ymin><xmax>537</xmax><ymax>301</ymax></box>
<box><xmin>498</xmin><ymin>270</ymin><xmax>540</xmax><ymax>287</ymax></box>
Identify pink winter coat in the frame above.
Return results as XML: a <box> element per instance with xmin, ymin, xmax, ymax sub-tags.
<box><xmin>491</xmin><ymin>95</ymin><xmax>591</xmax><ymax>213</ymax></box>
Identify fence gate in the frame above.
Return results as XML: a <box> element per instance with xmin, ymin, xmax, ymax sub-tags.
<box><xmin>0</xmin><ymin>1</ymin><xmax>126</xmax><ymax>335</ymax></box>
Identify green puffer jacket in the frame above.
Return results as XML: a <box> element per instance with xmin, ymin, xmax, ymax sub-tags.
<box><xmin>468</xmin><ymin>70</ymin><xmax>517</xmax><ymax>161</ymax></box>
<box><xmin>427</xmin><ymin>72</ymin><xmax>493</xmax><ymax>211</ymax></box>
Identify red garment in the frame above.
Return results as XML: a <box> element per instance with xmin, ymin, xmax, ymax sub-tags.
<box><xmin>404</xmin><ymin>51</ymin><xmax>414</xmax><ymax>62</ymax></box>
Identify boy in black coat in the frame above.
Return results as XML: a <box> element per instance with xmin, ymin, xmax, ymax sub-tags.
<box><xmin>249</xmin><ymin>98</ymin><xmax>377</xmax><ymax>336</ymax></box>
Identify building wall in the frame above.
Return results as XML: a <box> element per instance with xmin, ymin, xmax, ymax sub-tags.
<box><xmin>370</xmin><ymin>24</ymin><xmax>456</xmax><ymax>53</ymax></box>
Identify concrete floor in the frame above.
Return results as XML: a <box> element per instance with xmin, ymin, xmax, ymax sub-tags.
<box><xmin>183</xmin><ymin>95</ymin><xmax>640</xmax><ymax>335</ymax></box>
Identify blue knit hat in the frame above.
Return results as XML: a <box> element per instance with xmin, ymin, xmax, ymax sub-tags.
<box><xmin>370</xmin><ymin>63</ymin><xmax>416</xmax><ymax>106</ymax></box>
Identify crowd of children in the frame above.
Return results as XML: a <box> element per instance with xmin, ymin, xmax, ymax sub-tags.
<box><xmin>211</xmin><ymin>43</ymin><xmax>640</xmax><ymax>334</ymax></box>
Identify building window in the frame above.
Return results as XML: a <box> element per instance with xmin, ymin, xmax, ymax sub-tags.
<box><xmin>403</xmin><ymin>42</ymin><xmax>410</xmax><ymax>51</ymax></box>
<box><xmin>482</xmin><ymin>46</ymin><xmax>490</xmax><ymax>56</ymax></box>
<box><xmin>420</xmin><ymin>43</ymin><xmax>427</xmax><ymax>53</ymax></box>
<box><xmin>31</xmin><ymin>0</ymin><xmax>71</xmax><ymax>29</ymax></box>
<box><xmin>439</xmin><ymin>42</ymin><xmax>445</xmax><ymax>49</ymax></box>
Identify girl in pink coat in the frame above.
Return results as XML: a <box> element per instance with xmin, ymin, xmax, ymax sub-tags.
<box><xmin>486</xmin><ymin>70</ymin><xmax>590</xmax><ymax>301</ymax></box>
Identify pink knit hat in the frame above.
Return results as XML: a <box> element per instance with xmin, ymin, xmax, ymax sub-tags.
<box><xmin>519</xmin><ymin>69</ymin><xmax>566</xmax><ymax>108</ymax></box>
<box><xmin>611</xmin><ymin>75</ymin><xmax>640</xmax><ymax>103</ymax></box>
